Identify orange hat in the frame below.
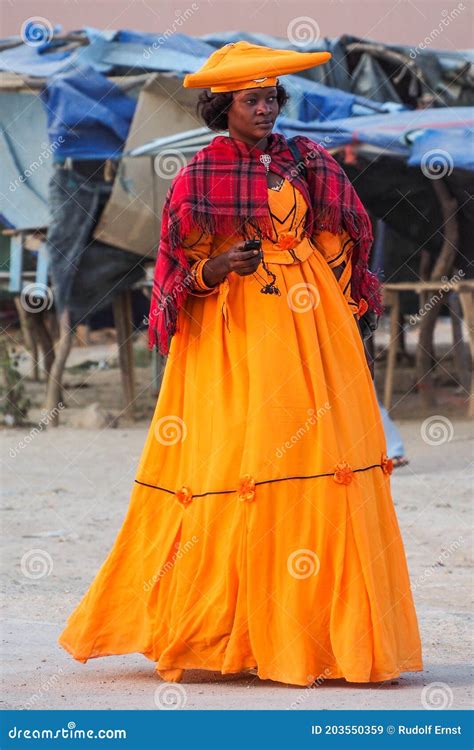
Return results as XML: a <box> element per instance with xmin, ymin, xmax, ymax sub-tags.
<box><xmin>183</xmin><ymin>40</ymin><xmax>332</xmax><ymax>93</ymax></box>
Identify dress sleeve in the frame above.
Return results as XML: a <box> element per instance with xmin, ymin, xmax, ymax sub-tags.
<box><xmin>182</xmin><ymin>227</ymin><xmax>220</xmax><ymax>297</ymax></box>
<box><xmin>311</xmin><ymin>229</ymin><xmax>359</xmax><ymax>315</ymax></box>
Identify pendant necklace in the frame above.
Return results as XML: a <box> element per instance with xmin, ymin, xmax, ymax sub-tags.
<box><xmin>252</xmin><ymin>153</ymin><xmax>281</xmax><ymax>296</ymax></box>
<box><xmin>259</xmin><ymin>153</ymin><xmax>272</xmax><ymax>172</ymax></box>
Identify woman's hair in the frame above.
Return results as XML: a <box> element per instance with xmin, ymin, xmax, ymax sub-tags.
<box><xmin>196</xmin><ymin>84</ymin><xmax>290</xmax><ymax>132</ymax></box>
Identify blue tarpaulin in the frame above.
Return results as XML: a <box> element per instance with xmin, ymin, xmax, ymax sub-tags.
<box><xmin>0</xmin><ymin>28</ymin><xmax>215</xmax><ymax>78</ymax></box>
<box><xmin>407</xmin><ymin>126</ymin><xmax>474</xmax><ymax>172</ymax></box>
<box><xmin>276</xmin><ymin>107</ymin><xmax>474</xmax><ymax>170</ymax></box>
<box><xmin>297</xmin><ymin>84</ymin><xmax>405</xmax><ymax>122</ymax></box>
<box><xmin>40</xmin><ymin>66</ymin><xmax>137</xmax><ymax>161</ymax></box>
<box><xmin>0</xmin><ymin>41</ymin><xmax>75</xmax><ymax>78</ymax></box>
<box><xmin>0</xmin><ymin>92</ymin><xmax>50</xmax><ymax>229</ymax></box>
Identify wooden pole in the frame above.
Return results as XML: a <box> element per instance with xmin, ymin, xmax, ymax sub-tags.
<box><xmin>415</xmin><ymin>179</ymin><xmax>459</xmax><ymax>407</ymax></box>
<box><xmin>113</xmin><ymin>290</ymin><xmax>136</xmax><ymax>421</ymax></box>
<box><xmin>13</xmin><ymin>296</ymin><xmax>39</xmax><ymax>381</ymax></box>
<box><xmin>44</xmin><ymin>309</ymin><xmax>73</xmax><ymax>427</ymax></box>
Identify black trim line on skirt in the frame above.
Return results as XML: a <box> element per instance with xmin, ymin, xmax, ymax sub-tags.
<box><xmin>134</xmin><ymin>463</ymin><xmax>384</xmax><ymax>499</ymax></box>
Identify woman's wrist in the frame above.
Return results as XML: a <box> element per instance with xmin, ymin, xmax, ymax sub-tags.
<box><xmin>202</xmin><ymin>255</ymin><xmax>228</xmax><ymax>287</ymax></box>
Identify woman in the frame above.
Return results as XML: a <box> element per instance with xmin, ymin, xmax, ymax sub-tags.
<box><xmin>59</xmin><ymin>42</ymin><xmax>423</xmax><ymax>687</ymax></box>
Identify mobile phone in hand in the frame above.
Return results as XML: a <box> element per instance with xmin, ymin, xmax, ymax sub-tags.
<box><xmin>244</xmin><ymin>239</ymin><xmax>262</xmax><ymax>251</ymax></box>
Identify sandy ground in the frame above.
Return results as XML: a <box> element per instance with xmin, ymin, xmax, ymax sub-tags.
<box><xmin>1</xmin><ymin>317</ymin><xmax>472</xmax><ymax>710</ymax></box>
<box><xmin>1</xmin><ymin>414</ymin><xmax>472</xmax><ymax>711</ymax></box>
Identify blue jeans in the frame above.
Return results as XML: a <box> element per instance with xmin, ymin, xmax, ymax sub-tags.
<box><xmin>379</xmin><ymin>402</ymin><xmax>405</xmax><ymax>458</ymax></box>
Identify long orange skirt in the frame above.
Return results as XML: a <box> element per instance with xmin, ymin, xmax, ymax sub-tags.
<box><xmin>58</xmin><ymin>180</ymin><xmax>423</xmax><ymax>686</ymax></box>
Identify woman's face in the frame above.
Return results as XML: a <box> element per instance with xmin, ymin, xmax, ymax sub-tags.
<box><xmin>227</xmin><ymin>86</ymin><xmax>279</xmax><ymax>146</ymax></box>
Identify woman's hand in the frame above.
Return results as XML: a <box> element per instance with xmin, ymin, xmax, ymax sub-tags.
<box><xmin>202</xmin><ymin>243</ymin><xmax>262</xmax><ymax>287</ymax></box>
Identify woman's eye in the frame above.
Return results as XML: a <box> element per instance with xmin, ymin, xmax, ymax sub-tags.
<box><xmin>246</xmin><ymin>97</ymin><xmax>275</xmax><ymax>104</ymax></box>
<box><xmin>245</xmin><ymin>96</ymin><xmax>276</xmax><ymax>104</ymax></box>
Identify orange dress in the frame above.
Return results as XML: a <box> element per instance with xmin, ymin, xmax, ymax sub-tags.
<box><xmin>58</xmin><ymin>178</ymin><xmax>423</xmax><ymax>686</ymax></box>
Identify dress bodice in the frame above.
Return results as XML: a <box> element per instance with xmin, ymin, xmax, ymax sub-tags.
<box><xmin>264</xmin><ymin>178</ymin><xmax>308</xmax><ymax>247</ymax></box>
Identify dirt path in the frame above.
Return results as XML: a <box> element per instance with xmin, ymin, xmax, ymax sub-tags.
<box><xmin>1</xmin><ymin>420</ymin><xmax>472</xmax><ymax>710</ymax></box>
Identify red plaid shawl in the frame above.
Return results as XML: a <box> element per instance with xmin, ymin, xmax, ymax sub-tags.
<box><xmin>148</xmin><ymin>132</ymin><xmax>382</xmax><ymax>354</ymax></box>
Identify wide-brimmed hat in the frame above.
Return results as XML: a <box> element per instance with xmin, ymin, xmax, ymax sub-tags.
<box><xmin>182</xmin><ymin>40</ymin><xmax>332</xmax><ymax>93</ymax></box>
